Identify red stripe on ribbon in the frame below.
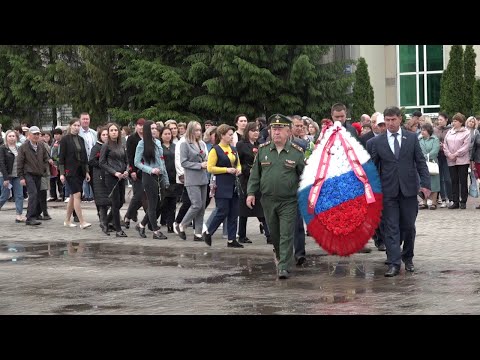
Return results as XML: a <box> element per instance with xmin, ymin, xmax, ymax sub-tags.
<box><xmin>307</xmin><ymin>126</ymin><xmax>340</xmax><ymax>214</ymax></box>
<box><xmin>337</xmin><ymin>132</ymin><xmax>375</xmax><ymax>204</ymax></box>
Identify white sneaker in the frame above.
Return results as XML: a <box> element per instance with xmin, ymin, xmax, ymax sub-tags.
<box><xmin>440</xmin><ymin>201</ymin><xmax>447</xmax><ymax>208</ymax></box>
<box><xmin>427</xmin><ymin>199</ymin><xmax>433</xmax><ymax>206</ymax></box>
<box><xmin>64</xmin><ymin>197</ymin><xmax>70</xmax><ymax>203</ymax></box>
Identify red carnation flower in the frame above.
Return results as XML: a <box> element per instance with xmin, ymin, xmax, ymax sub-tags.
<box><xmin>224</xmin><ymin>151</ymin><xmax>229</xmax><ymax>155</ymax></box>
<box><xmin>252</xmin><ymin>148</ymin><xmax>258</xmax><ymax>153</ymax></box>
<box><xmin>65</xmin><ymin>169</ymin><xmax>70</xmax><ymax>174</ymax></box>
<box><xmin>200</xmin><ymin>150</ymin><xmax>204</xmax><ymax>154</ymax></box>
<box><xmin>160</xmin><ymin>156</ymin><xmax>165</xmax><ymax>160</ymax></box>
<box><xmin>95</xmin><ymin>152</ymin><xmax>100</xmax><ymax>158</ymax></box>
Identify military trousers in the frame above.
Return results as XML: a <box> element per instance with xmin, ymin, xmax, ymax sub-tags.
<box><xmin>261</xmin><ymin>195</ymin><xmax>297</xmax><ymax>271</ymax></box>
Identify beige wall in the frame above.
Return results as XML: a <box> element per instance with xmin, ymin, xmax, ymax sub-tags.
<box><xmin>359</xmin><ymin>46</ymin><xmax>387</xmax><ymax>113</ymax></box>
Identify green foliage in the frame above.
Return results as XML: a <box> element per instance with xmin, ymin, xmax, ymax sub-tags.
<box><xmin>351</xmin><ymin>57</ymin><xmax>375</xmax><ymax>121</ymax></box>
<box><xmin>440</xmin><ymin>45</ymin><xmax>466</xmax><ymax>116</ymax></box>
<box><xmin>464</xmin><ymin>45</ymin><xmax>476</xmax><ymax>116</ymax></box>
<box><xmin>473</xmin><ymin>79</ymin><xmax>480</xmax><ymax>116</ymax></box>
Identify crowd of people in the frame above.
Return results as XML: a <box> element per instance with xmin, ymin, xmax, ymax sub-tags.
<box><xmin>1</xmin><ymin>106</ymin><xmax>479</xmax><ymax>279</ymax></box>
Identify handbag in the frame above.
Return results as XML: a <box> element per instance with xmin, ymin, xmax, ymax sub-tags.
<box><xmin>426</xmin><ymin>154</ymin><xmax>439</xmax><ymax>175</ymax></box>
<box><xmin>49</xmin><ymin>163</ymin><xmax>59</xmax><ymax>177</ymax></box>
<box><xmin>469</xmin><ymin>169</ymin><xmax>479</xmax><ymax>198</ymax></box>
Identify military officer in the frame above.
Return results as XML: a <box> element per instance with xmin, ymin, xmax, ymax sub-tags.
<box><xmin>246</xmin><ymin>114</ymin><xmax>305</xmax><ymax>279</ymax></box>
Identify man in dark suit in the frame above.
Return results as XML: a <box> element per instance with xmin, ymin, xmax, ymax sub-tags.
<box><xmin>369</xmin><ymin>106</ymin><xmax>431</xmax><ymax>277</ymax></box>
<box><xmin>360</xmin><ymin>112</ymin><xmax>385</xmax><ymax>148</ymax></box>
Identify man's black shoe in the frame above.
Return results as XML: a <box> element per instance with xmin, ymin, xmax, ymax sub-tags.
<box><xmin>460</xmin><ymin>203</ymin><xmax>467</xmax><ymax>209</ymax></box>
<box><xmin>377</xmin><ymin>243</ymin><xmax>386</xmax><ymax>251</ymax></box>
<box><xmin>26</xmin><ymin>220</ymin><xmax>41</xmax><ymax>226</ymax></box>
<box><xmin>448</xmin><ymin>203</ymin><xmax>459</xmax><ymax>209</ymax></box>
<box><xmin>203</xmin><ymin>231</ymin><xmax>212</xmax><ymax>246</ymax></box>
<box><xmin>116</xmin><ymin>231</ymin><xmax>128</xmax><ymax>237</ymax></box>
<box><xmin>227</xmin><ymin>240</ymin><xmax>244</xmax><ymax>248</ymax></box>
<box><xmin>73</xmin><ymin>215</ymin><xmax>80</xmax><ymax>223</ymax></box>
<box><xmin>41</xmin><ymin>214</ymin><xmax>52</xmax><ymax>221</ymax></box>
<box><xmin>384</xmin><ymin>265</ymin><xmax>400</xmax><ymax>277</ymax></box>
<box><xmin>296</xmin><ymin>256</ymin><xmax>306</xmax><ymax>266</ymax></box>
<box><xmin>167</xmin><ymin>226</ymin><xmax>174</xmax><ymax>233</ymax></box>
<box><xmin>238</xmin><ymin>237</ymin><xmax>252</xmax><ymax>244</ymax></box>
<box><xmin>193</xmin><ymin>235</ymin><xmax>203</xmax><ymax>241</ymax></box>
<box><xmin>405</xmin><ymin>261</ymin><xmax>415</xmax><ymax>272</ymax></box>
<box><xmin>266</xmin><ymin>236</ymin><xmax>273</xmax><ymax>244</ymax></box>
<box><xmin>357</xmin><ymin>246</ymin><xmax>372</xmax><ymax>253</ymax></box>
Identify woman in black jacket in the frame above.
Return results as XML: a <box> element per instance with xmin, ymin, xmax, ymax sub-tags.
<box><xmin>236</xmin><ymin>122</ymin><xmax>270</xmax><ymax>244</ymax></box>
<box><xmin>100</xmin><ymin>122</ymin><xmax>129</xmax><ymax>237</ymax></box>
<box><xmin>59</xmin><ymin>118</ymin><xmax>91</xmax><ymax>229</ymax></box>
<box><xmin>159</xmin><ymin>126</ymin><xmax>177</xmax><ymax>233</ymax></box>
<box><xmin>88</xmin><ymin>127</ymin><xmax>112</xmax><ymax>235</ymax></box>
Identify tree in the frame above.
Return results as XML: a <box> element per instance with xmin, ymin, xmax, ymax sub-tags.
<box><xmin>190</xmin><ymin>45</ymin><xmax>354</xmax><ymax>123</ymax></box>
<box><xmin>351</xmin><ymin>57</ymin><xmax>375</xmax><ymax>122</ymax></box>
<box><xmin>464</xmin><ymin>45</ymin><xmax>476</xmax><ymax>116</ymax></box>
<box><xmin>473</xmin><ymin>79</ymin><xmax>480</xmax><ymax>116</ymax></box>
<box><xmin>440</xmin><ymin>45</ymin><xmax>466</xmax><ymax>116</ymax></box>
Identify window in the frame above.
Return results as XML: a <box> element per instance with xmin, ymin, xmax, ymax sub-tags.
<box><xmin>398</xmin><ymin>45</ymin><xmax>444</xmax><ymax>115</ymax></box>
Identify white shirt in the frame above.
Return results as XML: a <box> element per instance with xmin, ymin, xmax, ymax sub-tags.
<box><xmin>79</xmin><ymin>127</ymin><xmax>97</xmax><ymax>156</ymax></box>
<box><xmin>175</xmin><ymin>136</ymin><xmax>186</xmax><ymax>183</ymax></box>
<box><xmin>387</xmin><ymin>128</ymin><xmax>403</xmax><ymax>156</ymax></box>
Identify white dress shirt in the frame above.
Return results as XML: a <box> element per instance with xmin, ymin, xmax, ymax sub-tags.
<box><xmin>387</xmin><ymin>128</ymin><xmax>403</xmax><ymax>156</ymax></box>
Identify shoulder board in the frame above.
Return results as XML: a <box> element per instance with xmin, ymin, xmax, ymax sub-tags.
<box><xmin>291</xmin><ymin>142</ymin><xmax>304</xmax><ymax>152</ymax></box>
<box><xmin>259</xmin><ymin>141</ymin><xmax>270</xmax><ymax>148</ymax></box>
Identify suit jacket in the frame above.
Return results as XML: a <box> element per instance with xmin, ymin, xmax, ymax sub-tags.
<box><xmin>360</xmin><ymin>131</ymin><xmax>375</xmax><ymax>148</ymax></box>
<box><xmin>179</xmin><ymin>140</ymin><xmax>208</xmax><ymax>186</ymax></box>
<box><xmin>369</xmin><ymin>130</ymin><xmax>430</xmax><ymax>198</ymax></box>
<box><xmin>58</xmin><ymin>134</ymin><xmax>89</xmax><ymax>177</ymax></box>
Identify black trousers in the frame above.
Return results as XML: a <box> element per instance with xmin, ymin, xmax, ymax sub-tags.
<box><xmin>105</xmin><ymin>175</ymin><xmax>125</xmax><ymax>232</ymax></box>
<box><xmin>160</xmin><ymin>196</ymin><xmax>177</xmax><ymax>227</ymax></box>
<box><xmin>175</xmin><ymin>185</ymin><xmax>192</xmax><ymax>224</ymax></box>
<box><xmin>449</xmin><ymin>164</ymin><xmax>469</xmax><ymax>204</ymax></box>
<box><xmin>125</xmin><ymin>175</ymin><xmax>147</xmax><ymax>220</ymax></box>
<box><xmin>140</xmin><ymin>173</ymin><xmax>161</xmax><ymax>231</ymax></box>
<box><xmin>36</xmin><ymin>189</ymin><xmax>48</xmax><ymax>216</ymax></box>
<box><xmin>25</xmin><ymin>174</ymin><xmax>41</xmax><ymax>221</ymax></box>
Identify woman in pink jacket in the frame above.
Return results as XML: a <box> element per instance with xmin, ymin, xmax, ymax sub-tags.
<box><xmin>443</xmin><ymin>113</ymin><xmax>471</xmax><ymax>209</ymax></box>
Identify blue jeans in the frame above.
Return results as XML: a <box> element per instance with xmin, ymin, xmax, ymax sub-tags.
<box><xmin>438</xmin><ymin>152</ymin><xmax>452</xmax><ymax>201</ymax></box>
<box><xmin>206</xmin><ymin>206</ymin><xmax>228</xmax><ymax>236</ymax></box>
<box><xmin>0</xmin><ymin>176</ymin><xmax>24</xmax><ymax>215</ymax></box>
<box><xmin>82</xmin><ymin>179</ymin><xmax>92</xmax><ymax>199</ymax></box>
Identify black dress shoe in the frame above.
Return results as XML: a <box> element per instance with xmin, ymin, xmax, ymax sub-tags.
<box><xmin>405</xmin><ymin>261</ymin><xmax>415</xmax><ymax>272</ymax></box>
<box><xmin>238</xmin><ymin>237</ymin><xmax>252</xmax><ymax>244</ymax></box>
<box><xmin>384</xmin><ymin>265</ymin><xmax>400</xmax><ymax>277</ymax></box>
<box><xmin>266</xmin><ymin>236</ymin><xmax>273</xmax><ymax>244</ymax></box>
<box><xmin>448</xmin><ymin>203</ymin><xmax>459</xmax><ymax>209</ymax></box>
<box><xmin>167</xmin><ymin>226</ymin><xmax>174</xmax><ymax>233</ymax></box>
<box><xmin>227</xmin><ymin>240</ymin><xmax>244</xmax><ymax>248</ymax></box>
<box><xmin>26</xmin><ymin>220</ymin><xmax>41</xmax><ymax>226</ymax></box>
<box><xmin>116</xmin><ymin>231</ymin><xmax>128</xmax><ymax>237</ymax></box>
<box><xmin>460</xmin><ymin>203</ymin><xmax>467</xmax><ymax>209</ymax></box>
<box><xmin>357</xmin><ymin>246</ymin><xmax>372</xmax><ymax>253</ymax></box>
<box><xmin>42</xmin><ymin>214</ymin><xmax>52</xmax><ymax>220</ymax></box>
<box><xmin>296</xmin><ymin>256</ymin><xmax>306</xmax><ymax>266</ymax></box>
<box><xmin>377</xmin><ymin>243</ymin><xmax>386</xmax><ymax>251</ymax></box>
<box><xmin>203</xmin><ymin>232</ymin><xmax>212</xmax><ymax>246</ymax></box>
<box><xmin>73</xmin><ymin>216</ymin><xmax>80</xmax><ymax>223</ymax></box>
<box><xmin>123</xmin><ymin>217</ymin><xmax>130</xmax><ymax>229</ymax></box>
<box><xmin>193</xmin><ymin>235</ymin><xmax>203</xmax><ymax>241</ymax></box>
<box><xmin>174</xmin><ymin>223</ymin><xmax>186</xmax><ymax>240</ymax></box>
<box><xmin>102</xmin><ymin>226</ymin><xmax>110</xmax><ymax>236</ymax></box>
<box><xmin>153</xmin><ymin>231</ymin><xmax>167</xmax><ymax>240</ymax></box>
<box><xmin>135</xmin><ymin>224</ymin><xmax>147</xmax><ymax>238</ymax></box>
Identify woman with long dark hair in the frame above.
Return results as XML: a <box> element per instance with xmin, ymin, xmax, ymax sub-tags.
<box><xmin>134</xmin><ymin>121</ymin><xmax>170</xmax><ymax>239</ymax></box>
<box><xmin>236</xmin><ymin>122</ymin><xmax>270</xmax><ymax>243</ymax></box>
<box><xmin>159</xmin><ymin>126</ymin><xmax>177</xmax><ymax>233</ymax></box>
<box><xmin>100</xmin><ymin>122</ymin><xmax>128</xmax><ymax>237</ymax></box>
<box><xmin>89</xmin><ymin>127</ymin><xmax>112</xmax><ymax>235</ymax></box>
<box><xmin>59</xmin><ymin>118</ymin><xmax>91</xmax><ymax>229</ymax></box>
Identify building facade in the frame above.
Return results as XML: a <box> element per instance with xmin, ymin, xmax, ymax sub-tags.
<box><xmin>337</xmin><ymin>45</ymin><xmax>480</xmax><ymax>117</ymax></box>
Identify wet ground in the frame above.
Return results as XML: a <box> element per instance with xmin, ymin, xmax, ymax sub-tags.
<box><xmin>1</xmin><ymin>198</ymin><xmax>480</xmax><ymax>314</ymax></box>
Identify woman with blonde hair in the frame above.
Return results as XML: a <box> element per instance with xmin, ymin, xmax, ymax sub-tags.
<box><xmin>174</xmin><ymin>121</ymin><xmax>208</xmax><ymax>240</ymax></box>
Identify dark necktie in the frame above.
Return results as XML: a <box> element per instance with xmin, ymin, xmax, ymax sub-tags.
<box><xmin>392</xmin><ymin>133</ymin><xmax>400</xmax><ymax>159</ymax></box>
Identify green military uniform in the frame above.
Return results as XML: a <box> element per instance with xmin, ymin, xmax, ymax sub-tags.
<box><xmin>247</xmin><ymin>114</ymin><xmax>305</xmax><ymax>276</ymax></box>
